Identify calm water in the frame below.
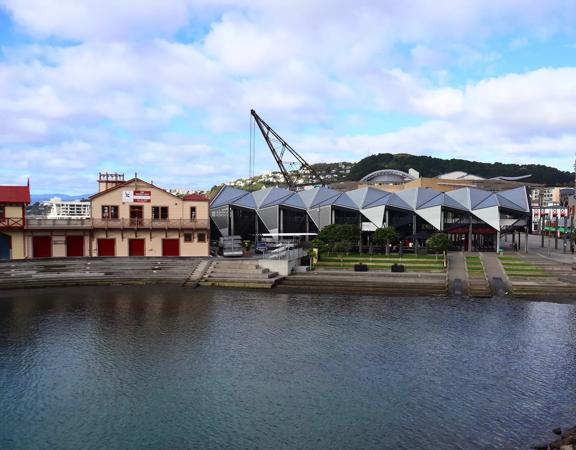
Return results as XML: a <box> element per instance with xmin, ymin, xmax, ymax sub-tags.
<box><xmin>1</xmin><ymin>287</ymin><xmax>576</xmax><ymax>449</ymax></box>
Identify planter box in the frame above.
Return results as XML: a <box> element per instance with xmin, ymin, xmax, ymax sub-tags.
<box><xmin>391</xmin><ymin>263</ymin><xmax>405</xmax><ymax>273</ymax></box>
<box><xmin>354</xmin><ymin>263</ymin><xmax>368</xmax><ymax>272</ymax></box>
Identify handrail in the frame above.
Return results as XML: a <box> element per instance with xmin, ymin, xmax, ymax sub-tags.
<box><xmin>262</xmin><ymin>247</ymin><xmax>304</xmax><ymax>260</ymax></box>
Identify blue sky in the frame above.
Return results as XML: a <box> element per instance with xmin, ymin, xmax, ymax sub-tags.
<box><xmin>0</xmin><ymin>0</ymin><xmax>575</xmax><ymax>194</ymax></box>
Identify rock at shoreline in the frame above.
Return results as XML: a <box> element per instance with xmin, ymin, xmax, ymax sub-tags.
<box><xmin>533</xmin><ymin>425</ymin><xmax>576</xmax><ymax>449</ymax></box>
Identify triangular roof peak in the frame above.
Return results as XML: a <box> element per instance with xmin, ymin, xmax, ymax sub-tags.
<box><xmin>89</xmin><ymin>177</ymin><xmax>181</xmax><ymax>201</ymax></box>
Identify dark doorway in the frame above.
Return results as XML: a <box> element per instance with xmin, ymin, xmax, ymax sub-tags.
<box><xmin>130</xmin><ymin>205</ymin><xmax>144</xmax><ymax>226</ymax></box>
<box><xmin>162</xmin><ymin>239</ymin><xmax>180</xmax><ymax>256</ymax></box>
<box><xmin>33</xmin><ymin>236</ymin><xmax>52</xmax><ymax>258</ymax></box>
<box><xmin>129</xmin><ymin>239</ymin><xmax>145</xmax><ymax>256</ymax></box>
<box><xmin>66</xmin><ymin>236</ymin><xmax>84</xmax><ymax>257</ymax></box>
<box><xmin>0</xmin><ymin>233</ymin><xmax>11</xmax><ymax>260</ymax></box>
<box><xmin>97</xmin><ymin>238</ymin><xmax>115</xmax><ymax>257</ymax></box>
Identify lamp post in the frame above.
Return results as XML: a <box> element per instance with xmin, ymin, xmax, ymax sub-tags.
<box><xmin>554</xmin><ymin>208</ymin><xmax>559</xmax><ymax>250</ymax></box>
<box><xmin>539</xmin><ymin>192</ymin><xmax>545</xmax><ymax>248</ymax></box>
<box><xmin>563</xmin><ymin>204</ymin><xmax>568</xmax><ymax>253</ymax></box>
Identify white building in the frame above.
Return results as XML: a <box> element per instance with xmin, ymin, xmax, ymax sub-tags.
<box><xmin>44</xmin><ymin>197</ymin><xmax>91</xmax><ymax>219</ymax></box>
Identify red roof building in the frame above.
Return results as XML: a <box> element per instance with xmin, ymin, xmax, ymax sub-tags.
<box><xmin>183</xmin><ymin>193</ymin><xmax>209</xmax><ymax>202</ymax></box>
<box><xmin>0</xmin><ymin>185</ymin><xmax>31</xmax><ymax>204</ymax></box>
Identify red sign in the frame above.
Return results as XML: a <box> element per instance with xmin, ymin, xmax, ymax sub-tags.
<box><xmin>133</xmin><ymin>190</ymin><xmax>151</xmax><ymax>203</ymax></box>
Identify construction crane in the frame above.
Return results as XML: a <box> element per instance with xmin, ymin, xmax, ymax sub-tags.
<box><xmin>250</xmin><ymin>109</ymin><xmax>324</xmax><ymax>191</ymax></box>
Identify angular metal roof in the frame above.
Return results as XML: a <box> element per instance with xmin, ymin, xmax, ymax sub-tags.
<box><xmin>210</xmin><ymin>184</ymin><xmax>530</xmax><ymax>234</ymax></box>
<box><xmin>211</xmin><ymin>186</ymin><xmax>251</xmax><ymax>209</ymax></box>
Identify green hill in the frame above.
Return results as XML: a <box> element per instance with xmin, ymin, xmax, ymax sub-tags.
<box><xmin>348</xmin><ymin>153</ymin><xmax>573</xmax><ymax>186</ymax></box>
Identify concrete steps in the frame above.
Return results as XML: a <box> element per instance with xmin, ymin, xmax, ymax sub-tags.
<box><xmin>182</xmin><ymin>260</ymin><xmax>212</xmax><ymax>288</ymax></box>
<box><xmin>276</xmin><ymin>272</ymin><xmax>448</xmax><ymax>296</ymax></box>
<box><xmin>465</xmin><ymin>255</ymin><xmax>492</xmax><ymax>298</ymax></box>
<box><xmin>502</xmin><ymin>254</ymin><xmax>576</xmax><ymax>297</ymax></box>
<box><xmin>198</xmin><ymin>259</ymin><xmax>283</xmax><ymax>289</ymax></box>
<box><xmin>0</xmin><ymin>257</ymin><xmax>204</xmax><ymax>289</ymax></box>
<box><xmin>468</xmin><ymin>278</ymin><xmax>492</xmax><ymax>298</ymax></box>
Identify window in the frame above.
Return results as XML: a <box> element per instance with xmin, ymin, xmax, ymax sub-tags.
<box><xmin>197</xmin><ymin>232</ymin><xmax>206</xmax><ymax>242</ymax></box>
<box><xmin>102</xmin><ymin>205</ymin><xmax>119</xmax><ymax>219</ymax></box>
<box><xmin>0</xmin><ymin>206</ymin><xmax>4</xmax><ymax>220</ymax></box>
<box><xmin>190</xmin><ymin>207</ymin><xmax>197</xmax><ymax>220</ymax></box>
<box><xmin>152</xmin><ymin>206</ymin><xmax>168</xmax><ymax>220</ymax></box>
<box><xmin>184</xmin><ymin>233</ymin><xmax>193</xmax><ymax>242</ymax></box>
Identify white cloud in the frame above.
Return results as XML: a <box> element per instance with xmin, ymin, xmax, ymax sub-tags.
<box><xmin>0</xmin><ymin>0</ymin><xmax>575</xmax><ymax>192</ymax></box>
<box><xmin>1</xmin><ymin>0</ymin><xmax>190</xmax><ymax>40</ymax></box>
<box><xmin>290</xmin><ymin>67</ymin><xmax>576</xmax><ymax>167</ymax></box>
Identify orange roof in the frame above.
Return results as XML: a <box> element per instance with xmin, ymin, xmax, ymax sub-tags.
<box><xmin>0</xmin><ymin>185</ymin><xmax>31</xmax><ymax>204</ymax></box>
<box><xmin>183</xmin><ymin>193</ymin><xmax>209</xmax><ymax>202</ymax></box>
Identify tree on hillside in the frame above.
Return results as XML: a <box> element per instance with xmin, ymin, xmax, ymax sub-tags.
<box><xmin>426</xmin><ymin>233</ymin><xmax>451</xmax><ymax>254</ymax></box>
<box><xmin>372</xmin><ymin>226</ymin><xmax>398</xmax><ymax>255</ymax></box>
<box><xmin>347</xmin><ymin>153</ymin><xmax>573</xmax><ymax>186</ymax></box>
<box><xmin>312</xmin><ymin>224</ymin><xmax>360</xmax><ymax>255</ymax></box>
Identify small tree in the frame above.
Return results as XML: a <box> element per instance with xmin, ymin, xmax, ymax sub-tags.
<box><xmin>373</xmin><ymin>226</ymin><xmax>398</xmax><ymax>255</ymax></box>
<box><xmin>315</xmin><ymin>224</ymin><xmax>360</xmax><ymax>255</ymax></box>
<box><xmin>426</xmin><ymin>233</ymin><xmax>450</xmax><ymax>260</ymax></box>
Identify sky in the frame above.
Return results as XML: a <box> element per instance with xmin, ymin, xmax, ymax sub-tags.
<box><xmin>0</xmin><ymin>0</ymin><xmax>575</xmax><ymax>194</ymax></box>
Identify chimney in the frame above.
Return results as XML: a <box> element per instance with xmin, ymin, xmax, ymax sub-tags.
<box><xmin>98</xmin><ymin>172</ymin><xmax>125</xmax><ymax>192</ymax></box>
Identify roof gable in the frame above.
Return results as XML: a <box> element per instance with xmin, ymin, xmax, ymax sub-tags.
<box><xmin>89</xmin><ymin>178</ymin><xmax>181</xmax><ymax>202</ymax></box>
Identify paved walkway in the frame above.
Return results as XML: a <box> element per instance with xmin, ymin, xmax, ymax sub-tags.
<box><xmin>521</xmin><ymin>234</ymin><xmax>574</xmax><ymax>265</ymax></box>
<box><xmin>480</xmin><ymin>252</ymin><xmax>510</xmax><ymax>294</ymax></box>
<box><xmin>447</xmin><ymin>252</ymin><xmax>467</xmax><ymax>296</ymax></box>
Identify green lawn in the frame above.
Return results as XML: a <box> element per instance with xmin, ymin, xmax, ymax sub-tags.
<box><xmin>465</xmin><ymin>256</ymin><xmax>486</xmax><ymax>278</ymax></box>
<box><xmin>316</xmin><ymin>258</ymin><xmax>445</xmax><ymax>272</ymax></box>
<box><xmin>320</xmin><ymin>253</ymin><xmax>440</xmax><ymax>260</ymax></box>
<box><xmin>498</xmin><ymin>256</ymin><xmax>548</xmax><ymax>276</ymax></box>
<box><xmin>465</xmin><ymin>256</ymin><xmax>481</xmax><ymax>262</ymax></box>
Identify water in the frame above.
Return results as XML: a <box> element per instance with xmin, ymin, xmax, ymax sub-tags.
<box><xmin>1</xmin><ymin>287</ymin><xmax>576</xmax><ymax>450</ymax></box>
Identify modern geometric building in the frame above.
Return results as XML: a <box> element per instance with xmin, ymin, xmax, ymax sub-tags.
<box><xmin>210</xmin><ymin>185</ymin><xmax>531</xmax><ymax>251</ymax></box>
<box><xmin>360</xmin><ymin>169</ymin><xmax>418</xmax><ymax>184</ymax></box>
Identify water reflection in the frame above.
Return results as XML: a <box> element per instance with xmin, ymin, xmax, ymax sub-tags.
<box><xmin>1</xmin><ymin>287</ymin><xmax>575</xmax><ymax>449</ymax></box>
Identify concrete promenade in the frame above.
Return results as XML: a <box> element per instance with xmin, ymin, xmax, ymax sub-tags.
<box><xmin>516</xmin><ymin>233</ymin><xmax>574</xmax><ymax>265</ymax></box>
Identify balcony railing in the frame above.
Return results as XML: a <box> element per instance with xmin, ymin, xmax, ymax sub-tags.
<box><xmin>24</xmin><ymin>218</ymin><xmax>210</xmax><ymax>230</ymax></box>
<box><xmin>26</xmin><ymin>218</ymin><xmax>92</xmax><ymax>229</ymax></box>
<box><xmin>0</xmin><ymin>217</ymin><xmax>25</xmax><ymax>229</ymax></box>
<box><xmin>91</xmin><ymin>218</ymin><xmax>210</xmax><ymax>230</ymax></box>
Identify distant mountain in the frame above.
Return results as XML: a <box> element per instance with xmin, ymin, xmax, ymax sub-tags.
<box><xmin>31</xmin><ymin>193</ymin><xmax>93</xmax><ymax>202</ymax></box>
<box><xmin>348</xmin><ymin>153</ymin><xmax>573</xmax><ymax>187</ymax></box>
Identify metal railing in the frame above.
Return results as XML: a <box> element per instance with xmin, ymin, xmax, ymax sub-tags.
<box><xmin>262</xmin><ymin>246</ymin><xmax>304</xmax><ymax>260</ymax></box>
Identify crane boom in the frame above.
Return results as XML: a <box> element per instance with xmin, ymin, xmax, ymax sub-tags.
<box><xmin>250</xmin><ymin>109</ymin><xmax>324</xmax><ymax>191</ymax></box>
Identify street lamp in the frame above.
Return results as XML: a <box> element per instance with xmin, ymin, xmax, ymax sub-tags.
<box><xmin>539</xmin><ymin>192</ymin><xmax>544</xmax><ymax>248</ymax></box>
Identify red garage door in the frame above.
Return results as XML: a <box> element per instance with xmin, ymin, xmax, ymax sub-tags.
<box><xmin>129</xmin><ymin>239</ymin><xmax>145</xmax><ymax>256</ymax></box>
<box><xmin>33</xmin><ymin>236</ymin><xmax>52</xmax><ymax>258</ymax></box>
<box><xmin>162</xmin><ymin>239</ymin><xmax>180</xmax><ymax>256</ymax></box>
<box><xmin>97</xmin><ymin>238</ymin><xmax>115</xmax><ymax>257</ymax></box>
<box><xmin>66</xmin><ymin>236</ymin><xmax>84</xmax><ymax>257</ymax></box>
